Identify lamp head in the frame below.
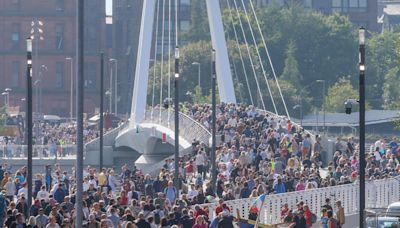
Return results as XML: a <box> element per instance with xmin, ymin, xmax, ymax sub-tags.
<box><xmin>26</xmin><ymin>37</ymin><xmax>33</xmax><ymax>52</ymax></box>
<box><xmin>359</xmin><ymin>27</ymin><xmax>365</xmax><ymax>45</ymax></box>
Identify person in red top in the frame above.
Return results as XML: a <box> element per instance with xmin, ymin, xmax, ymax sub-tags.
<box><xmin>186</xmin><ymin>160</ymin><xmax>195</xmax><ymax>178</ymax></box>
<box><xmin>303</xmin><ymin>204</ymin><xmax>313</xmax><ymax>228</ymax></box>
<box><xmin>281</xmin><ymin>203</ymin><xmax>289</xmax><ymax>220</ymax></box>
<box><xmin>215</xmin><ymin>200</ymin><xmax>231</xmax><ymax>215</ymax></box>
<box><xmin>118</xmin><ymin>190</ymin><xmax>129</xmax><ymax>206</ymax></box>
<box><xmin>194</xmin><ymin>205</ymin><xmax>209</xmax><ymax>222</ymax></box>
<box><xmin>287</xmin><ymin>120</ymin><xmax>292</xmax><ymax>133</ymax></box>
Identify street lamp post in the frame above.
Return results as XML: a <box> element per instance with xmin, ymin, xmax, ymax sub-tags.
<box><xmin>109</xmin><ymin>59</ymin><xmax>118</xmax><ymax>116</ymax></box>
<box><xmin>1</xmin><ymin>92</ymin><xmax>7</xmax><ymax>107</ymax></box>
<box><xmin>174</xmin><ymin>47</ymin><xmax>180</xmax><ymax>196</ymax></box>
<box><xmin>211</xmin><ymin>50</ymin><xmax>217</xmax><ymax>191</ymax></box>
<box><xmin>38</xmin><ymin>65</ymin><xmax>47</xmax><ymax>115</ymax></box>
<box><xmin>4</xmin><ymin>88</ymin><xmax>11</xmax><ymax>107</ymax></box>
<box><xmin>192</xmin><ymin>62</ymin><xmax>201</xmax><ymax>89</ymax></box>
<box><xmin>100</xmin><ymin>53</ymin><xmax>104</xmax><ymax>171</ymax></box>
<box><xmin>75</xmin><ymin>0</ymin><xmax>85</xmax><ymax>226</ymax></box>
<box><xmin>26</xmin><ymin>37</ymin><xmax>33</xmax><ymax>217</ymax></box>
<box><xmin>359</xmin><ymin>27</ymin><xmax>366</xmax><ymax>228</ymax></box>
<box><xmin>66</xmin><ymin>57</ymin><xmax>74</xmax><ymax>120</ymax></box>
<box><xmin>316</xmin><ymin>80</ymin><xmax>326</xmax><ymax>134</ymax></box>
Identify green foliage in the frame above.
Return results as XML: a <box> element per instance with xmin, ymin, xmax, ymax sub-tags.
<box><xmin>382</xmin><ymin>67</ymin><xmax>400</xmax><ymax>109</ymax></box>
<box><xmin>325</xmin><ymin>77</ymin><xmax>359</xmax><ymax>113</ymax></box>
<box><xmin>181</xmin><ymin>0</ymin><xmax>210</xmax><ymax>42</ymax></box>
<box><xmin>280</xmin><ymin>40</ymin><xmax>302</xmax><ymax>82</ymax></box>
<box><xmin>266</xmin><ymin>79</ymin><xmax>312</xmax><ymax>118</ymax></box>
<box><xmin>366</xmin><ymin>31</ymin><xmax>400</xmax><ymax>108</ymax></box>
<box><xmin>222</xmin><ymin>4</ymin><xmax>357</xmax><ymax>114</ymax></box>
<box><xmin>0</xmin><ymin>106</ymin><xmax>6</xmax><ymax>132</ymax></box>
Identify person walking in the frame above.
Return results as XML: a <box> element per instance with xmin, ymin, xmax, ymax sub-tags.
<box><xmin>335</xmin><ymin>201</ymin><xmax>345</xmax><ymax>228</ymax></box>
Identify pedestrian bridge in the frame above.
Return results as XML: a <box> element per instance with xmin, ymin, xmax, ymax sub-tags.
<box><xmin>113</xmin><ymin>108</ymin><xmax>211</xmax><ymax>171</ymax></box>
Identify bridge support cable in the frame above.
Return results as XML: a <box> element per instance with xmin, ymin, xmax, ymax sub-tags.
<box><xmin>231</xmin><ymin>0</ymin><xmax>266</xmax><ymax>110</ymax></box>
<box><xmin>159</xmin><ymin>0</ymin><xmax>166</xmax><ymax>123</ymax></box>
<box><xmin>151</xmin><ymin>0</ymin><xmax>161</xmax><ymax>120</ymax></box>
<box><xmin>248</xmin><ymin>0</ymin><xmax>291</xmax><ymax>119</ymax></box>
<box><xmin>225</xmin><ymin>0</ymin><xmax>254</xmax><ymax>106</ymax></box>
<box><xmin>167</xmin><ymin>0</ymin><xmax>172</xmax><ymax>127</ymax></box>
<box><xmin>240</xmin><ymin>0</ymin><xmax>277</xmax><ymax>115</ymax></box>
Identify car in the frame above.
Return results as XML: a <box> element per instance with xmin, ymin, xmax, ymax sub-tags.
<box><xmin>387</xmin><ymin>202</ymin><xmax>400</xmax><ymax>215</ymax></box>
<box><xmin>366</xmin><ymin>216</ymin><xmax>400</xmax><ymax>228</ymax></box>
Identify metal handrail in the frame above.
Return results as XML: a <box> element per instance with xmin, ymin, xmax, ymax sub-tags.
<box><xmin>143</xmin><ymin>108</ymin><xmax>211</xmax><ymax>146</ymax></box>
<box><xmin>0</xmin><ymin>144</ymin><xmax>77</xmax><ymax>158</ymax></box>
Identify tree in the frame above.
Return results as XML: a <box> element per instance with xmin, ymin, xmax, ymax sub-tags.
<box><xmin>0</xmin><ymin>106</ymin><xmax>7</xmax><ymax>134</ymax></box>
<box><xmin>366</xmin><ymin>31</ymin><xmax>400</xmax><ymax>108</ymax></box>
<box><xmin>382</xmin><ymin>67</ymin><xmax>400</xmax><ymax>109</ymax></box>
<box><xmin>325</xmin><ymin>77</ymin><xmax>359</xmax><ymax>113</ymax></box>
<box><xmin>280</xmin><ymin>40</ymin><xmax>302</xmax><ymax>82</ymax></box>
<box><xmin>181</xmin><ymin>0</ymin><xmax>210</xmax><ymax>42</ymax></box>
<box><xmin>266</xmin><ymin>79</ymin><xmax>312</xmax><ymax>118</ymax></box>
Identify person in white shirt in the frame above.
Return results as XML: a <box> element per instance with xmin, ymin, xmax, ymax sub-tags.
<box><xmin>187</xmin><ymin>184</ymin><xmax>198</xmax><ymax>199</ymax></box>
<box><xmin>18</xmin><ymin>184</ymin><xmax>28</xmax><ymax>197</ymax></box>
<box><xmin>83</xmin><ymin>177</ymin><xmax>90</xmax><ymax>192</ymax></box>
<box><xmin>88</xmin><ymin>176</ymin><xmax>97</xmax><ymax>188</ymax></box>
<box><xmin>37</xmin><ymin>186</ymin><xmax>50</xmax><ymax>202</ymax></box>
<box><xmin>195</xmin><ymin>151</ymin><xmax>205</xmax><ymax>178</ymax></box>
<box><xmin>227</xmin><ymin>116</ymin><xmax>237</xmax><ymax>128</ymax></box>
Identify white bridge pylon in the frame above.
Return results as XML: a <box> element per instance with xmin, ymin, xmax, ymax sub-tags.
<box><xmin>130</xmin><ymin>0</ymin><xmax>237</xmax><ymax>127</ymax></box>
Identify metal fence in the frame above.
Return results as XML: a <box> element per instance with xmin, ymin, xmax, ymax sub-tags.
<box><xmin>200</xmin><ymin>177</ymin><xmax>400</xmax><ymax>225</ymax></box>
<box><xmin>0</xmin><ymin>144</ymin><xmax>77</xmax><ymax>158</ymax></box>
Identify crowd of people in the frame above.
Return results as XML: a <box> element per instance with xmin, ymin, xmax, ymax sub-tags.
<box><xmin>0</xmin><ymin>120</ymin><xmax>114</xmax><ymax>158</ymax></box>
<box><xmin>0</xmin><ymin>103</ymin><xmax>399</xmax><ymax>227</ymax></box>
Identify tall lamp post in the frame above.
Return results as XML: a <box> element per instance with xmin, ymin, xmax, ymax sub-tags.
<box><xmin>1</xmin><ymin>92</ymin><xmax>7</xmax><ymax>107</ymax></box>
<box><xmin>211</xmin><ymin>50</ymin><xmax>217</xmax><ymax>191</ymax></box>
<box><xmin>99</xmin><ymin>53</ymin><xmax>104</xmax><ymax>171</ymax></box>
<box><xmin>174</xmin><ymin>47</ymin><xmax>180</xmax><ymax>196</ymax></box>
<box><xmin>4</xmin><ymin>88</ymin><xmax>11</xmax><ymax>107</ymax></box>
<box><xmin>109</xmin><ymin>58</ymin><xmax>118</xmax><ymax>116</ymax></box>
<box><xmin>66</xmin><ymin>57</ymin><xmax>74</xmax><ymax>120</ymax></box>
<box><xmin>192</xmin><ymin>62</ymin><xmax>201</xmax><ymax>89</ymax></box>
<box><xmin>75</xmin><ymin>0</ymin><xmax>85</xmax><ymax>226</ymax></box>
<box><xmin>359</xmin><ymin>27</ymin><xmax>366</xmax><ymax>228</ymax></box>
<box><xmin>316</xmin><ymin>80</ymin><xmax>326</xmax><ymax>134</ymax></box>
<box><xmin>26</xmin><ymin>37</ymin><xmax>33</xmax><ymax>217</ymax></box>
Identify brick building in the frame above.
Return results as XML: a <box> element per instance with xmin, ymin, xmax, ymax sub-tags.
<box><xmin>0</xmin><ymin>0</ymin><xmax>106</xmax><ymax>117</ymax></box>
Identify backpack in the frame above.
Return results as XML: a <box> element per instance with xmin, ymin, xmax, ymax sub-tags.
<box><xmin>153</xmin><ymin>210</ymin><xmax>161</xmax><ymax>224</ymax></box>
<box><xmin>328</xmin><ymin>218</ymin><xmax>338</xmax><ymax>228</ymax></box>
<box><xmin>311</xmin><ymin>213</ymin><xmax>317</xmax><ymax>224</ymax></box>
<box><xmin>0</xmin><ymin>194</ymin><xmax>6</xmax><ymax>216</ymax></box>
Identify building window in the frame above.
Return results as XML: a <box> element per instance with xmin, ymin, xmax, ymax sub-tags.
<box><xmin>56</xmin><ymin>62</ymin><xmax>64</xmax><ymax>88</ymax></box>
<box><xmin>11</xmin><ymin>61</ymin><xmax>19</xmax><ymax>87</ymax></box>
<box><xmin>332</xmin><ymin>0</ymin><xmax>349</xmax><ymax>12</ymax></box>
<box><xmin>349</xmin><ymin>0</ymin><xmax>367</xmax><ymax>12</ymax></box>
<box><xmin>56</xmin><ymin>0</ymin><xmax>65</xmax><ymax>11</ymax></box>
<box><xmin>55</xmin><ymin>24</ymin><xmax>64</xmax><ymax>50</ymax></box>
<box><xmin>304</xmin><ymin>0</ymin><xmax>313</xmax><ymax>8</ymax></box>
<box><xmin>11</xmin><ymin>23</ymin><xmax>20</xmax><ymax>49</ymax></box>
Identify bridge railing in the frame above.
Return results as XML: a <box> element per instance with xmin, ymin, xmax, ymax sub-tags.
<box><xmin>0</xmin><ymin>144</ymin><xmax>77</xmax><ymax>158</ymax></box>
<box><xmin>143</xmin><ymin>108</ymin><xmax>211</xmax><ymax>146</ymax></box>
<box><xmin>201</xmin><ymin>177</ymin><xmax>400</xmax><ymax>225</ymax></box>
